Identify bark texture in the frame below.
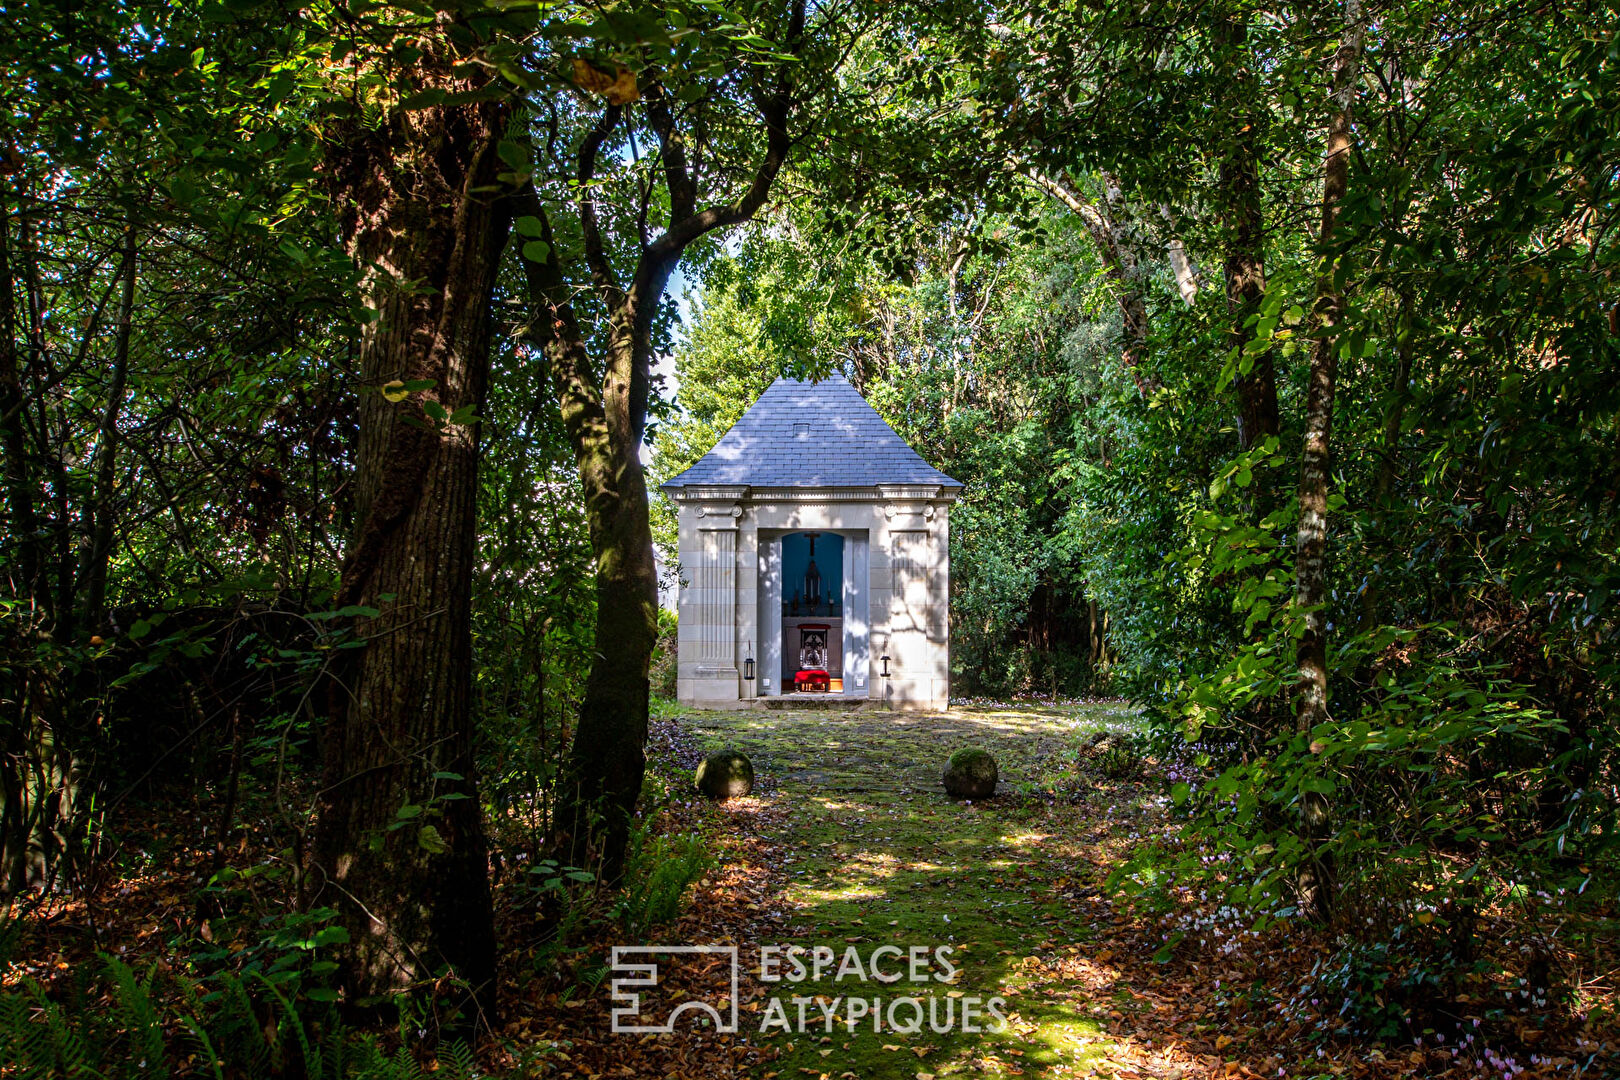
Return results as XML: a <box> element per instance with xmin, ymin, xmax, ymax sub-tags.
<box><xmin>519</xmin><ymin>0</ymin><xmax>805</xmax><ymax>879</ymax></box>
<box><xmin>1294</xmin><ymin>0</ymin><xmax>1365</xmax><ymax>920</ymax></box>
<box><xmin>311</xmin><ymin>46</ymin><xmax>509</xmax><ymax>1020</ymax></box>
<box><xmin>1218</xmin><ymin>15</ymin><xmax>1280</xmax><ymax>450</ymax></box>
<box><xmin>1163</xmin><ymin>206</ymin><xmax>1200</xmax><ymax>306</ymax></box>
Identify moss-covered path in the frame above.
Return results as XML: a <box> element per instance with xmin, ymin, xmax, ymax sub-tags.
<box><xmin>671</xmin><ymin>702</ymin><xmax>1223</xmax><ymax>1080</ymax></box>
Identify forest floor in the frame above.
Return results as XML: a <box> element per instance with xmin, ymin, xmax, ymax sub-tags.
<box><xmin>506</xmin><ymin>702</ymin><xmax>1617</xmax><ymax>1080</ymax></box>
<box><xmin>4</xmin><ymin>701</ymin><xmax>1611</xmax><ymax>1076</ymax></box>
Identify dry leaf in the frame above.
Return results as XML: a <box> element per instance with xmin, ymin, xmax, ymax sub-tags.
<box><xmin>571</xmin><ymin>59</ymin><xmax>639</xmax><ymax>104</ymax></box>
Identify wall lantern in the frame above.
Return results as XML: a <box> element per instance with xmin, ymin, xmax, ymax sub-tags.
<box><xmin>880</xmin><ymin>654</ymin><xmax>891</xmax><ymax>678</ymax></box>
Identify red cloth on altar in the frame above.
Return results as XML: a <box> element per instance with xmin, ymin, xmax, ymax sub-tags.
<box><xmin>794</xmin><ymin>670</ymin><xmax>830</xmax><ymax>691</ymax></box>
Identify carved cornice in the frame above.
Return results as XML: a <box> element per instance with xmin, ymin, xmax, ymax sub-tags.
<box><xmin>876</xmin><ymin>484</ymin><xmax>944</xmax><ymax>500</ymax></box>
<box><xmin>674</xmin><ymin>483</ymin><xmax>957</xmax><ymax>522</ymax></box>
<box><xmin>671</xmin><ymin>484</ymin><xmax>751</xmax><ymax>503</ymax></box>
<box><xmin>745</xmin><ymin>486</ymin><xmax>889</xmax><ymax>503</ymax></box>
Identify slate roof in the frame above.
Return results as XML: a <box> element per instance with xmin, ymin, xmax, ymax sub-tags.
<box><xmin>660</xmin><ymin>374</ymin><xmax>962</xmax><ymax>491</ymax></box>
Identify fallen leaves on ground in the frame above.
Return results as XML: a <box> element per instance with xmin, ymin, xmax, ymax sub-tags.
<box><xmin>490</xmin><ymin>705</ymin><xmax>1619</xmax><ymax>1079</ymax></box>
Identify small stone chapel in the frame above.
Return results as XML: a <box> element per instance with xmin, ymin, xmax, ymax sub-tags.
<box><xmin>660</xmin><ymin>374</ymin><xmax>962</xmax><ymax>710</ymax></box>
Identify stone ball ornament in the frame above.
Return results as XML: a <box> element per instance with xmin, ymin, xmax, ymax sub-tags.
<box><xmin>696</xmin><ymin>750</ymin><xmax>756</xmax><ymax>799</ymax></box>
<box><xmin>942</xmin><ymin>747</ymin><xmax>998</xmax><ymax>799</ymax></box>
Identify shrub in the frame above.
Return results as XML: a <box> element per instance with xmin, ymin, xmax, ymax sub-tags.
<box><xmin>1300</xmin><ymin>935</ymin><xmax>1454</xmax><ymax>1041</ymax></box>
<box><xmin>650</xmin><ymin>609</ymin><xmax>679</xmax><ymax>701</ymax></box>
<box><xmin>1095</xmin><ymin>737</ymin><xmax>1148</xmax><ymax>781</ymax></box>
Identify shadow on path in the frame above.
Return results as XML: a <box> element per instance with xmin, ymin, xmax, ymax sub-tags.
<box><xmin>678</xmin><ymin>702</ymin><xmax>1226</xmax><ymax>1080</ymax></box>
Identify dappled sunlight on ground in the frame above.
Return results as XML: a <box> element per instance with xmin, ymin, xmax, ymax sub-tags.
<box><xmin>657</xmin><ymin>701</ymin><xmax>1240</xmax><ymax>1078</ymax></box>
<box><xmin>583</xmin><ymin>700</ymin><xmax>1605</xmax><ymax>1078</ymax></box>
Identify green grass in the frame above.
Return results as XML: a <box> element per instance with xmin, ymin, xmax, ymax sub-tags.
<box><xmin>680</xmin><ymin>702</ymin><xmax>1149</xmax><ymax>1078</ymax></box>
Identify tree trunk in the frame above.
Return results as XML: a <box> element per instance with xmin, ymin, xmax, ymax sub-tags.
<box><xmin>80</xmin><ymin>224</ymin><xmax>136</xmax><ymax>632</ymax></box>
<box><xmin>0</xmin><ymin>190</ymin><xmax>42</xmax><ymax>612</ymax></box>
<box><xmin>1023</xmin><ymin>166</ymin><xmax>1158</xmax><ymax>394</ymax></box>
<box><xmin>563</xmin><ymin>446</ymin><xmax>659</xmax><ymax>879</ymax></box>
<box><xmin>514</xmin><ymin>4</ymin><xmax>802</xmax><ymax>877</ymax></box>
<box><xmin>1293</xmin><ymin>0</ymin><xmax>1365</xmax><ymax>921</ymax></box>
<box><xmin>517</xmin><ymin>205</ymin><xmax>663</xmax><ymax>880</ymax></box>
<box><xmin>1162</xmin><ymin>206</ymin><xmax>1200</xmax><ymax>306</ymax></box>
<box><xmin>1217</xmin><ymin>15</ymin><xmax>1280</xmax><ymax>451</ymax></box>
<box><xmin>311</xmin><ymin>58</ymin><xmax>509</xmax><ymax>1022</ymax></box>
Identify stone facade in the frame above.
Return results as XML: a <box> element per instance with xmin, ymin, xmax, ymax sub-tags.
<box><xmin>661</xmin><ymin>376</ymin><xmax>961</xmax><ymax>711</ymax></box>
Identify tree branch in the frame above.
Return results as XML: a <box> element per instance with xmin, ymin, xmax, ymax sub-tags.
<box><xmin>510</xmin><ymin>185</ymin><xmax>620</xmax><ymax>517</ymax></box>
<box><xmin>578</xmin><ymin>104</ymin><xmax>625</xmax><ymax>307</ymax></box>
<box><xmin>1019</xmin><ymin>163</ymin><xmax>1157</xmax><ymax>392</ymax></box>
<box><xmin>643</xmin><ymin>81</ymin><xmax>697</xmax><ymax>225</ymax></box>
<box><xmin>638</xmin><ymin>0</ymin><xmax>806</xmax><ymax>274</ymax></box>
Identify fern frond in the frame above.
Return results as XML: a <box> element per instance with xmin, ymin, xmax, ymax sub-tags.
<box><xmin>439</xmin><ymin>1039</ymin><xmax>476</xmax><ymax>1080</ymax></box>
<box><xmin>178</xmin><ymin>1016</ymin><xmax>227</xmax><ymax>1080</ymax></box>
<box><xmin>103</xmin><ymin>956</ymin><xmax>168</xmax><ymax>1079</ymax></box>
<box><xmin>27</xmin><ymin>980</ymin><xmax>100</xmax><ymax>1080</ymax></box>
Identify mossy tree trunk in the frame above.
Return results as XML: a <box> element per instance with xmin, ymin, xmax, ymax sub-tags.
<box><xmin>516</xmin><ymin>0</ymin><xmax>806</xmax><ymax>879</ymax></box>
<box><xmin>1218</xmin><ymin>14</ymin><xmax>1281</xmax><ymax>452</ymax></box>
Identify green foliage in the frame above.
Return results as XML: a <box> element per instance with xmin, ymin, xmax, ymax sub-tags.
<box><xmin>653</xmin><ymin>204</ymin><xmax>1123</xmax><ymax>697</ymax></box>
<box><xmin>643</xmin><ymin>4</ymin><xmax>1620</xmax><ymax>1027</ymax></box>
<box><xmin>473</xmin><ymin>329</ymin><xmax>598</xmax><ymax>853</ymax></box>
<box><xmin>4</xmin><ymin>0</ymin><xmax>1618</xmax><ymax>1051</ymax></box>
<box><xmin>1299</xmin><ymin>935</ymin><xmax>1459</xmax><ymax>1042</ymax></box>
<box><xmin>191</xmin><ymin>906</ymin><xmax>349</xmax><ymax>1001</ymax></box>
<box><xmin>649</xmin><ymin>609</ymin><xmax>680</xmax><ymax>702</ymax></box>
<box><xmin>614</xmin><ymin>827</ymin><xmax>713</xmax><ymax>940</ymax></box>
<box><xmin>0</xmin><ymin>957</ymin><xmax>479</xmax><ymax>1080</ymax></box>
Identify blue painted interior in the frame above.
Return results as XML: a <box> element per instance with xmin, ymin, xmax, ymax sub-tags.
<box><xmin>782</xmin><ymin>532</ymin><xmax>843</xmax><ymax>610</ymax></box>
